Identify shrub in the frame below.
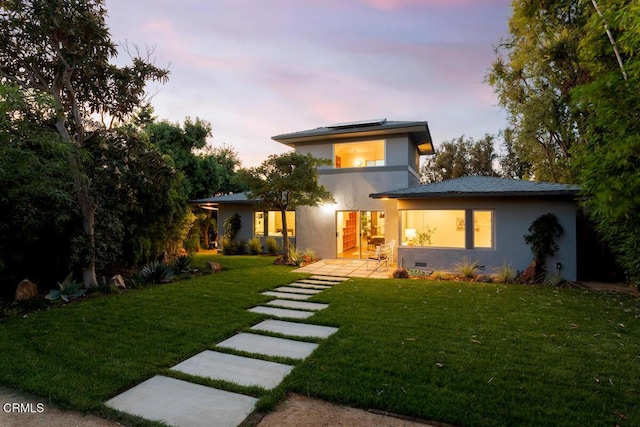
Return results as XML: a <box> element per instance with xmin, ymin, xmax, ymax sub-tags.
<box><xmin>223</xmin><ymin>213</ymin><xmax>241</xmax><ymax>241</ymax></box>
<box><xmin>543</xmin><ymin>272</ymin><xmax>566</xmax><ymax>287</ymax></box>
<box><xmin>492</xmin><ymin>261</ymin><xmax>517</xmax><ymax>283</ymax></box>
<box><xmin>45</xmin><ymin>272</ymin><xmax>86</xmax><ymax>302</ymax></box>
<box><xmin>454</xmin><ymin>257</ymin><xmax>478</xmax><ymax>279</ymax></box>
<box><xmin>139</xmin><ymin>261</ymin><xmax>174</xmax><ymax>284</ymax></box>
<box><xmin>430</xmin><ymin>270</ymin><xmax>452</xmax><ymax>280</ymax></box>
<box><xmin>247</xmin><ymin>238</ymin><xmax>262</xmax><ymax>255</ymax></box>
<box><xmin>221</xmin><ymin>238</ymin><xmax>232</xmax><ymax>255</ymax></box>
<box><xmin>288</xmin><ymin>245</ymin><xmax>304</xmax><ymax>266</ymax></box>
<box><xmin>265</xmin><ymin>237</ymin><xmax>279</xmax><ymax>254</ymax></box>
<box><xmin>524</xmin><ymin>213</ymin><xmax>564</xmax><ymax>274</ymax></box>
<box><xmin>172</xmin><ymin>255</ymin><xmax>193</xmax><ymax>273</ymax></box>
<box><xmin>303</xmin><ymin>248</ymin><xmax>317</xmax><ymax>261</ymax></box>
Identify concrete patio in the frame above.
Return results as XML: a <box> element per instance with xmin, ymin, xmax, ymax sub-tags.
<box><xmin>293</xmin><ymin>259</ymin><xmax>394</xmax><ymax>279</ymax></box>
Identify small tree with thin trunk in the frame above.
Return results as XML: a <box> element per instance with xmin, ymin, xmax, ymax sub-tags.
<box><xmin>242</xmin><ymin>152</ymin><xmax>333</xmax><ymax>263</ymax></box>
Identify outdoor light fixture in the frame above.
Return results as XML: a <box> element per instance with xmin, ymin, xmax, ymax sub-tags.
<box><xmin>321</xmin><ymin>202</ymin><xmax>337</xmax><ymax>214</ymax></box>
<box><xmin>556</xmin><ymin>262</ymin><xmax>562</xmax><ymax>273</ymax></box>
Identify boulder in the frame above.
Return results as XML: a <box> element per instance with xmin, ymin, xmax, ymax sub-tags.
<box><xmin>110</xmin><ymin>274</ymin><xmax>126</xmax><ymax>289</ymax></box>
<box><xmin>519</xmin><ymin>260</ymin><xmax>538</xmax><ymax>284</ymax></box>
<box><xmin>15</xmin><ymin>279</ymin><xmax>38</xmax><ymax>301</ymax></box>
<box><xmin>392</xmin><ymin>268</ymin><xmax>409</xmax><ymax>279</ymax></box>
<box><xmin>206</xmin><ymin>261</ymin><xmax>222</xmax><ymax>273</ymax></box>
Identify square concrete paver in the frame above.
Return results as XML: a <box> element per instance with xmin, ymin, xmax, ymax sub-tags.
<box><xmin>251</xmin><ymin>319</ymin><xmax>339</xmax><ymax>339</ymax></box>
<box><xmin>262</xmin><ymin>291</ymin><xmax>312</xmax><ymax>300</ymax></box>
<box><xmin>310</xmin><ymin>275</ymin><xmax>349</xmax><ymax>282</ymax></box>
<box><xmin>171</xmin><ymin>350</ymin><xmax>293</xmax><ymax>390</ymax></box>
<box><xmin>298</xmin><ymin>279</ymin><xmax>337</xmax><ymax>286</ymax></box>
<box><xmin>289</xmin><ymin>282</ymin><xmax>331</xmax><ymax>290</ymax></box>
<box><xmin>248</xmin><ymin>306</ymin><xmax>314</xmax><ymax>319</ymax></box>
<box><xmin>217</xmin><ymin>333</ymin><xmax>318</xmax><ymax>359</ymax></box>
<box><xmin>273</xmin><ymin>286</ymin><xmax>322</xmax><ymax>295</ymax></box>
<box><xmin>265</xmin><ymin>299</ymin><xmax>329</xmax><ymax>311</ymax></box>
<box><xmin>105</xmin><ymin>375</ymin><xmax>256</xmax><ymax>427</ymax></box>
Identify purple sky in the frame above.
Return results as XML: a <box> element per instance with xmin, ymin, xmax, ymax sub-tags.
<box><xmin>105</xmin><ymin>0</ymin><xmax>512</xmax><ymax>167</ymax></box>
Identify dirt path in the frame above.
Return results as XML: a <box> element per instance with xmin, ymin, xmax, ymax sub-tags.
<box><xmin>255</xmin><ymin>394</ymin><xmax>440</xmax><ymax>427</ymax></box>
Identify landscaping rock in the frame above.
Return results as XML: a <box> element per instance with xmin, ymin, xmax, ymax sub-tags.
<box><xmin>110</xmin><ymin>274</ymin><xmax>126</xmax><ymax>289</ymax></box>
<box><xmin>393</xmin><ymin>268</ymin><xmax>410</xmax><ymax>279</ymax></box>
<box><xmin>206</xmin><ymin>261</ymin><xmax>222</xmax><ymax>273</ymax></box>
<box><xmin>476</xmin><ymin>274</ymin><xmax>492</xmax><ymax>283</ymax></box>
<box><xmin>15</xmin><ymin>279</ymin><xmax>38</xmax><ymax>301</ymax></box>
<box><xmin>519</xmin><ymin>260</ymin><xmax>537</xmax><ymax>284</ymax></box>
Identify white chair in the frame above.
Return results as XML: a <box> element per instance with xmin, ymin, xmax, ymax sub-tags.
<box><xmin>388</xmin><ymin>239</ymin><xmax>396</xmax><ymax>265</ymax></box>
<box><xmin>366</xmin><ymin>243</ymin><xmax>391</xmax><ymax>270</ymax></box>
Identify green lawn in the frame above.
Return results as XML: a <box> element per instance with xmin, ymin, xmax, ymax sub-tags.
<box><xmin>1</xmin><ymin>255</ymin><xmax>638</xmax><ymax>426</ymax></box>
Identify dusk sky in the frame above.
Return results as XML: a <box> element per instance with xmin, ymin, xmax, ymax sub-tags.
<box><xmin>105</xmin><ymin>0</ymin><xmax>513</xmax><ymax>167</ymax></box>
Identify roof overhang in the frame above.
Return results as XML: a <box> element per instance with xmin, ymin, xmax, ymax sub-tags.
<box><xmin>272</xmin><ymin>121</ymin><xmax>434</xmax><ymax>155</ymax></box>
<box><xmin>370</xmin><ymin>190</ymin><xmax>580</xmax><ymax>199</ymax></box>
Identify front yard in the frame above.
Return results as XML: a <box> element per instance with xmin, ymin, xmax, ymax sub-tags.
<box><xmin>0</xmin><ymin>254</ymin><xmax>638</xmax><ymax>426</ymax></box>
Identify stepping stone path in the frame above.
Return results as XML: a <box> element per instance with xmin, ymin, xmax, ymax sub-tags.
<box><xmin>106</xmin><ymin>275</ymin><xmax>347</xmax><ymax>427</ymax></box>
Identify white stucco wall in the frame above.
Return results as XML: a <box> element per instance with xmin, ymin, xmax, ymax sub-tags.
<box><xmin>396</xmin><ymin>197</ymin><xmax>578</xmax><ymax>280</ymax></box>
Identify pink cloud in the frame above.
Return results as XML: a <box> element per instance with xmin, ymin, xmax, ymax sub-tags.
<box><xmin>360</xmin><ymin>0</ymin><xmax>481</xmax><ymax>10</ymax></box>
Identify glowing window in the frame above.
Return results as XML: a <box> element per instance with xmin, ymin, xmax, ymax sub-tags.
<box><xmin>254</xmin><ymin>211</ymin><xmax>296</xmax><ymax>237</ymax></box>
<box><xmin>401</xmin><ymin>210</ymin><xmax>465</xmax><ymax>248</ymax></box>
<box><xmin>334</xmin><ymin>140</ymin><xmax>385</xmax><ymax>168</ymax></box>
<box><xmin>473</xmin><ymin>210</ymin><xmax>493</xmax><ymax>248</ymax></box>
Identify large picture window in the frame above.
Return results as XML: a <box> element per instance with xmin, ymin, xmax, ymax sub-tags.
<box><xmin>254</xmin><ymin>211</ymin><xmax>296</xmax><ymax>237</ymax></box>
<box><xmin>401</xmin><ymin>210</ymin><xmax>465</xmax><ymax>248</ymax></box>
<box><xmin>401</xmin><ymin>209</ymin><xmax>494</xmax><ymax>249</ymax></box>
<box><xmin>334</xmin><ymin>140</ymin><xmax>385</xmax><ymax>168</ymax></box>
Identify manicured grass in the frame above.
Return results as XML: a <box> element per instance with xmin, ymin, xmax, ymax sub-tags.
<box><xmin>0</xmin><ymin>256</ymin><xmax>638</xmax><ymax>426</ymax></box>
<box><xmin>0</xmin><ymin>255</ymin><xmax>302</xmax><ymax>426</ymax></box>
<box><xmin>279</xmin><ymin>279</ymin><xmax>640</xmax><ymax>427</ymax></box>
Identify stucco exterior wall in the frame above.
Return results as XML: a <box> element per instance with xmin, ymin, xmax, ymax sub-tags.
<box><xmin>396</xmin><ymin>197</ymin><xmax>578</xmax><ymax>281</ymax></box>
<box><xmin>216</xmin><ymin>203</ymin><xmax>256</xmax><ymax>245</ymax></box>
<box><xmin>290</xmin><ymin>135</ymin><xmax>421</xmax><ymax>260</ymax></box>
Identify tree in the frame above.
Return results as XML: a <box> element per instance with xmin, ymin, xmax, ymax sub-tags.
<box><xmin>487</xmin><ymin>0</ymin><xmax>591</xmax><ymax>183</ymax></box>
<box><xmin>0</xmin><ymin>0</ymin><xmax>169</xmax><ymax>287</ymax></box>
<box><xmin>242</xmin><ymin>152</ymin><xmax>333</xmax><ymax>262</ymax></box>
<box><xmin>420</xmin><ymin>135</ymin><xmax>499</xmax><ymax>183</ymax></box>
<box><xmin>498</xmin><ymin>128</ymin><xmax>533</xmax><ymax>180</ymax></box>
<box><xmin>146</xmin><ymin>118</ymin><xmax>245</xmax><ymax>199</ymax></box>
<box><xmin>0</xmin><ymin>83</ymin><xmax>78</xmax><ymax>293</ymax></box>
<box><xmin>571</xmin><ymin>0</ymin><xmax>640</xmax><ymax>282</ymax></box>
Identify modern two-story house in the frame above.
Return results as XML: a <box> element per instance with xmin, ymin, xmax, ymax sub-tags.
<box><xmin>194</xmin><ymin>118</ymin><xmax>580</xmax><ymax>280</ymax></box>
<box><xmin>271</xmin><ymin>118</ymin><xmax>435</xmax><ymax>260</ymax></box>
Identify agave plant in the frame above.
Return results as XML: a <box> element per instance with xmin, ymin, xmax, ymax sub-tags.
<box><xmin>171</xmin><ymin>255</ymin><xmax>193</xmax><ymax>273</ymax></box>
<box><xmin>139</xmin><ymin>261</ymin><xmax>174</xmax><ymax>284</ymax></box>
<box><xmin>45</xmin><ymin>272</ymin><xmax>86</xmax><ymax>302</ymax></box>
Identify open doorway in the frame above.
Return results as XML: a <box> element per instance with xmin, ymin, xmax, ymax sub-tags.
<box><xmin>336</xmin><ymin>211</ymin><xmax>385</xmax><ymax>258</ymax></box>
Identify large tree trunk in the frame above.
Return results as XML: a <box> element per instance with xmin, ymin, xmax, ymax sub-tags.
<box><xmin>76</xmin><ymin>179</ymin><xmax>99</xmax><ymax>288</ymax></box>
<box><xmin>54</xmin><ymin>97</ymin><xmax>99</xmax><ymax>289</ymax></box>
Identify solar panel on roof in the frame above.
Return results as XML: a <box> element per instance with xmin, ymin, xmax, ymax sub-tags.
<box><xmin>327</xmin><ymin>118</ymin><xmax>387</xmax><ymax>129</ymax></box>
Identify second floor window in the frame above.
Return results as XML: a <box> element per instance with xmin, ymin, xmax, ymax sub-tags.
<box><xmin>334</xmin><ymin>140</ymin><xmax>385</xmax><ymax>168</ymax></box>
